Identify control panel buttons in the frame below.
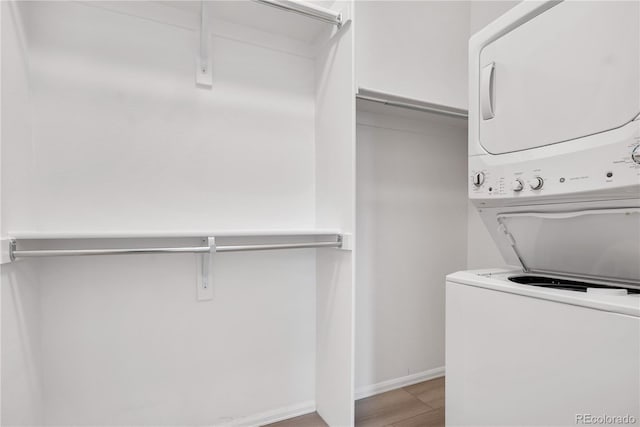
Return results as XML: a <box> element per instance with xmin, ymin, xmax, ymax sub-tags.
<box><xmin>632</xmin><ymin>145</ymin><xmax>640</xmax><ymax>164</ymax></box>
<box><xmin>528</xmin><ymin>177</ymin><xmax>544</xmax><ymax>190</ymax></box>
<box><xmin>472</xmin><ymin>172</ymin><xmax>485</xmax><ymax>187</ymax></box>
<box><xmin>511</xmin><ymin>179</ymin><xmax>524</xmax><ymax>192</ymax></box>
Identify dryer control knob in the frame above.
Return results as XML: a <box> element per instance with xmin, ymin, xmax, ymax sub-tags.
<box><xmin>511</xmin><ymin>179</ymin><xmax>524</xmax><ymax>192</ymax></box>
<box><xmin>472</xmin><ymin>172</ymin><xmax>485</xmax><ymax>187</ymax></box>
<box><xmin>528</xmin><ymin>177</ymin><xmax>544</xmax><ymax>190</ymax></box>
<box><xmin>632</xmin><ymin>145</ymin><xmax>640</xmax><ymax>164</ymax></box>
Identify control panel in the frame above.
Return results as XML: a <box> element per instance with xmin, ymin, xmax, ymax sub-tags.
<box><xmin>469</xmin><ymin>121</ymin><xmax>640</xmax><ymax>204</ymax></box>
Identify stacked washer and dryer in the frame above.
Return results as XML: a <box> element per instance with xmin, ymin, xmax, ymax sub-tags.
<box><xmin>446</xmin><ymin>1</ymin><xmax>640</xmax><ymax>425</ymax></box>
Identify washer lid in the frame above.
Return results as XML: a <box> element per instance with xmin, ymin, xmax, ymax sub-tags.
<box><xmin>496</xmin><ymin>208</ymin><xmax>640</xmax><ymax>284</ymax></box>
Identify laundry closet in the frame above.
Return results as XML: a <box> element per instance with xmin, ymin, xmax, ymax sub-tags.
<box><xmin>1</xmin><ymin>1</ymin><xmax>511</xmax><ymax>426</ymax></box>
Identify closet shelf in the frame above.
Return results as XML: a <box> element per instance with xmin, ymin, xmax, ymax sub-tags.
<box><xmin>7</xmin><ymin>229</ymin><xmax>342</xmax><ymax>240</ymax></box>
<box><xmin>195</xmin><ymin>0</ymin><xmax>347</xmax><ymax>86</ymax></box>
<box><xmin>5</xmin><ymin>231</ymin><xmax>348</xmax><ymax>299</ymax></box>
<box><xmin>9</xmin><ymin>238</ymin><xmax>344</xmax><ymax>260</ymax></box>
<box><xmin>253</xmin><ymin>0</ymin><xmax>343</xmax><ymax>27</ymax></box>
<box><xmin>81</xmin><ymin>1</ymin><xmax>347</xmax><ymax>88</ymax></box>
<box><xmin>356</xmin><ymin>87</ymin><xmax>468</xmax><ymax>119</ymax></box>
<box><xmin>5</xmin><ymin>230</ymin><xmax>349</xmax><ymax>267</ymax></box>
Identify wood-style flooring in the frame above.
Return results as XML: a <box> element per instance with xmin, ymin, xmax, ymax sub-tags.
<box><xmin>265</xmin><ymin>376</ymin><xmax>445</xmax><ymax>427</ymax></box>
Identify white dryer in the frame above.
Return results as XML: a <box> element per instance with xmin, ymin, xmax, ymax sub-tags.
<box><xmin>447</xmin><ymin>0</ymin><xmax>640</xmax><ymax>425</ymax></box>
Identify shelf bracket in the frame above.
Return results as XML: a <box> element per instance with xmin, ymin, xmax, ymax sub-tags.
<box><xmin>338</xmin><ymin>233</ymin><xmax>353</xmax><ymax>251</ymax></box>
<box><xmin>197</xmin><ymin>237</ymin><xmax>216</xmax><ymax>301</ymax></box>
<box><xmin>1</xmin><ymin>239</ymin><xmax>16</xmax><ymax>265</ymax></box>
<box><xmin>196</xmin><ymin>0</ymin><xmax>213</xmax><ymax>88</ymax></box>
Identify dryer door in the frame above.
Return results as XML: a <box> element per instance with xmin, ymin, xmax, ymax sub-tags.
<box><xmin>497</xmin><ymin>208</ymin><xmax>640</xmax><ymax>284</ymax></box>
<box><xmin>479</xmin><ymin>1</ymin><xmax>640</xmax><ymax>155</ymax></box>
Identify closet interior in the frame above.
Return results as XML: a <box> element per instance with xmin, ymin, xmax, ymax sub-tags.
<box><xmin>355</xmin><ymin>100</ymin><xmax>467</xmax><ymax>399</ymax></box>
<box><xmin>2</xmin><ymin>1</ymin><xmax>354</xmax><ymax>425</ymax></box>
<box><xmin>353</xmin><ymin>0</ymin><xmax>469</xmax><ymax>401</ymax></box>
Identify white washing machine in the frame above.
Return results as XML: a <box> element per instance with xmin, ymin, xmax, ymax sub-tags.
<box><xmin>446</xmin><ymin>268</ymin><xmax>640</xmax><ymax>426</ymax></box>
<box><xmin>447</xmin><ymin>0</ymin><xmax>640</xmax><ymax>425</ymax></box>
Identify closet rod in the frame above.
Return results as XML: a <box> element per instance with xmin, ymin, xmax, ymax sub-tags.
<box><xmin>9</xmin><ymin>240</ymin><xmax>342</xmax><ymax>260</ymax></box>
<box><xmin>252</xmin><ymin>0</ymin><xmax>343</xmax><ymax>26</ymax></box>
<box><xmin>356</xmin><ymin>88</ymin><xmax>469</xmax><ymax>119</ymax></box>
<box><xmin>217</xmin><ymin>241</ymin><xmax>341</xmax><ymax>252</ymax></box>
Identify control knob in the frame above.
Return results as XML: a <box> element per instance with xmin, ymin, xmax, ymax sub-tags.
<box><xmin>528</xmin><ymin>177</ymin><xmax>544</xmax><ymax>190</ymax></box>
<box><xmin>632</xmin><ymin>145</ymin><xmax>640</xmax><ymax>164</ymax></box>
<box><xmin>472</xmin><ymin>172</ymin><xmax>485</xmax><ymax>187</ymax></box>
<box><xmin>511</xmin><ymin>179</ymin><xmax>524</xmax><ymax>192</ymax></box>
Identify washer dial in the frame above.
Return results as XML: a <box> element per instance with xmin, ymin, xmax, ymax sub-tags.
<box><xmin>511</xmin><ymin>179</ymin><xmax>524</xmax><ymax>192</ymax></box>
<box><xmin>528</xmin><ymin>177</ymin><xmax>544</xmax><ymax>190</ymax></box>
<box><xmin>472</xmin><ymin>172</ymin><xmax>485</xmax><ymax>187</ymax></box>
<box><xmin>632</xmin><ymin>145</ymin><xmax>640</xmax><ymax>164</ymax></box>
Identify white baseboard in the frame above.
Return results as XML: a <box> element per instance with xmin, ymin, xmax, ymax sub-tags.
<box><xmin>233</xmin><ymin>400</ymin><xmax>316</xmax><ymax>427</ymax></box>
<box><xmin>226</xmin><ymin>367</ymin><xmax>445</xmax><ymax>426</ymax></box>
<box><xmin>354</xmin><ymin>366</ymin><xmax>445</xmax><ymax>400</ymax></box>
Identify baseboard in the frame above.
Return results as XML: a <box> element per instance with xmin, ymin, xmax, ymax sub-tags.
<box><xmin>226</xmin><ymin>367</ymin><xmax>445</xmax><ymax>426</ymax></box>
<box><xmin>233</xmin><ymin>400</ymin><xmax>316</xmax><ymax>427</ymax></box>
<box><xmin>354</xmin><ymin>366</ymin><xmax>445</xmax><ymax>400</ymax></box>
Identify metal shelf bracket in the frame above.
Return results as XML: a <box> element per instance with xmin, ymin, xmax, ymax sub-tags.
<box><xmin>197</xmin><ymin>237</ymin><xmax>216</xmax><ymax>301</ymax></box>
<box><xmin>196</xmin><ymin>0</ymin><xmax>213</xmax><ymax>88</ymax></box>
<box><xmin>1</xmin><ymin>239</ymin><xmax>16</xmax><ymax>264</ymax></box>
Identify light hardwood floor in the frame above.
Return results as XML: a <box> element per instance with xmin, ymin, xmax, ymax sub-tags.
<box><xmin>265</xmin><ymin>377</ymin><xmax>445</xmax><ymax>427</ymax></box>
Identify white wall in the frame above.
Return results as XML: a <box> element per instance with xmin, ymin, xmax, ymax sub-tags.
<box><xmin>355</xmin><ymin>103</ymin><xmax>468</xmax><ymax>393</ymax></box>
<box><xmin>2</xmin><ymin>263</ymin><xmax>43</xmax><ymax>426</ymax></box>
<box><xmin>17</xmin><ymin>1</ymin><xmax>316</xmax><ymax>234</ymax></box>
<box><xmin>37</xmin><ymin>243</ymin><xmax>316</xmax><ymax>425</ymax></box>
<box><xmin>355</xmin><ymin>1</ymin><xmax>470</xmax><ymax>110</ymax></box>
<box><xmin>469</xmin><ymin>1</ymin><xmax>521</xmax><ymax>36</ymax></box>
<box><xmin>314</xmin><ymin>5</ymin><xmax>356</xmax><ymax>424</ymax></box>
<box><xmin>1</xmin><ymin>2</ymin><xmax>44</xmax><ymax>424</ymax></box>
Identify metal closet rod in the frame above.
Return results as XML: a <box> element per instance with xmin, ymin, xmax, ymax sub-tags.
<box><xmin>252</xmin><ymin>0</ymin><xmax>343</xmax><ymax>27</ymax></box>
<box><xmin>357</xmin><ymin>88</ymin><xmax>469</xmax><ymax>119</ymax></box>
<box><xmin>9</xmin><ymin>238</ymin><xmax>342</xmax><ymax>260</ymax></box>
